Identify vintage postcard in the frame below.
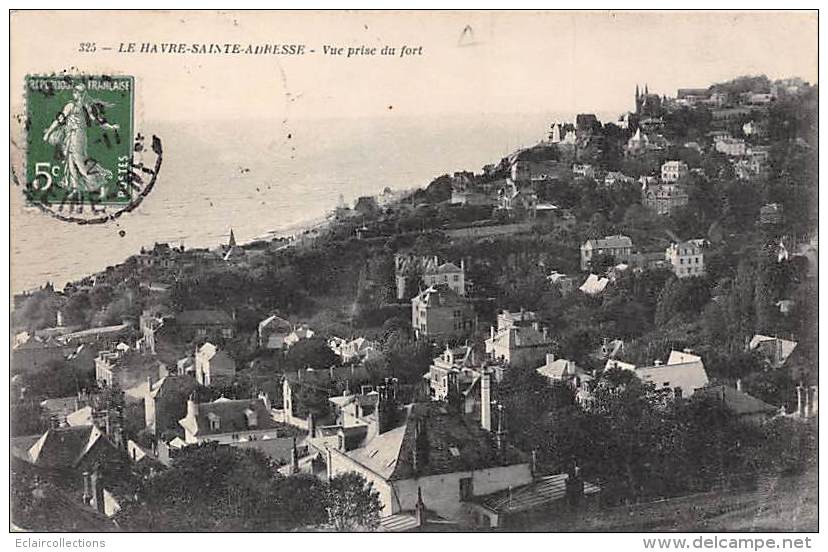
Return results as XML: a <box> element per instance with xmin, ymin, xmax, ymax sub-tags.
<box><xmin>7</xmin><ymin>9</ymin><xmax>819</xmax><ymax>541</ymax></box>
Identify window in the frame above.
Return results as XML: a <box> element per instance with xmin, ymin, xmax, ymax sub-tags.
<box><xmin>453</xmin><ymin>275</ymin><xmax>459</xmax><ymax>282</ymax></box>
<box><xmin>222</xmin><ymin>328</ymin><xmax>233</xmax><ymax>338</ymax></box>
<box><xmin>459</xmin><ymin>477</ymin><xmax>473</xmax><ymax>501</ymax></box>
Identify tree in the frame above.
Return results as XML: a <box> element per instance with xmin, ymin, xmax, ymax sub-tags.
<box><xmin>325</xmin><ymin>472</ymin><xmax>383</xmax><ymax>531</ymax></box>
<box><xmin>285</xmin><ymin>337</ymin><xmax>338</xmax><ymax>371</ymax></box>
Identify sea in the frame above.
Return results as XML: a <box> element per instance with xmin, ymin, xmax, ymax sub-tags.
<box><xmin>10</xmin><ymin>111</ymin><xmax>594</xmax><ymax>294</ymax></box>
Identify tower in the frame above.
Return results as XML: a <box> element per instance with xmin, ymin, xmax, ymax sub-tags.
<box><xmin>228</xmin><ymin>229</ymin><xmax>237</xmax><ymax>248</ymax></box>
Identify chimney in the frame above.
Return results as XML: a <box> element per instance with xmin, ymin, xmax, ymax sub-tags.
<box><xmin>187</xmin><ymin>393</ymin><xmax>199</xmax><ymax>419</ymax></box>
<box><xmin>82</xmin><ymin>471</ymin><xmax>92</xmax><ymax>505</ymax></box>
<box><xmin>308</xmin><ymin>412</ymin><xmax>316</xmax><ymax>438</ymax></box>
<box><xmin>565</xmin><ymin>463</ymin><xmax>585</xmax><ymax>508</ymax></box>
<box><xmin>91</xmin><ymin>470</ymin><xmax>105</xmax><ymax>514</ymax></box>
<box><xmin>546</xmin><ymin>353</ymin><xmax>555</xmax><ymax>365</ymax></box>
<box><xmin>481</xmin><ymin>371</ymin><xmax>492</xmax><ymax>431</ymax></box>
<box><xmin>811</xmin><ymin>387</ymin><xmax>819</xmax><ymax>417</ymax></box>
<box><xmin>804</xmin><ymin>386</ymin><xmax>812</xmax><ymax>418</ymax></box>
<box><xmin>736</xmin><ymin>379</ymin><xmax>742</xmax><ymax>392</ymax></box>
<box><xmin>415</xmin><ymin>487</ymin><xmax>426</xmax><ymax>528</ymax></box>
<box><xmin>258</xmin><ymin>391</ymin><xmax>271</xmax><ymax>411</ymax></box>
<box><xmin>796</xmin><ymin>385</ymin><xmax>804</xmax><ymax>417</ymax></box>
<box><xmin>290</xmin><ymin>437</ymin><xmax>299</xmax><ymax>474</ymax></box>
<box><xmin>495</xmin><ymin>404</ymin><xmax>507</xmax><ymax>451</ymax></box>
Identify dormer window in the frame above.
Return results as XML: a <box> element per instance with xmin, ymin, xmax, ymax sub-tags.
<box><xmin>207</xmin><ymin>412</ymin><xmax>221</xmax><ymax>431</ymax></box>
<box><xmin>244</xmin><ymin>407</ymin><xmax>258</xmax><ymax>428</ymax></box>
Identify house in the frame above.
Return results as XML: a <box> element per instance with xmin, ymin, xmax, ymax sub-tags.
<box><xmin>660</xmin><ymin>160</ymin><xmax>689</xmax><ymax>183</ymax></box>
<box><xmin>395</xmin><ymin>254</ymin><xmax>466</xmax><ymax>301</ymax></box>
<box><xmin>576</xmin><ymin>113</ymin><xmax>600</xmax><ymax>134</ymax></box>
<box><xmin>284</xmin><ymin>325</ymin><xmax>315</xmax><ymax>349</ymax></box>
<box><xmin>468</xmin><ymin>470</ymin><xmax>600</xmax><ymax>529</ymax></box>
<box><xmin>536</xmin><ymin>354</ymin><xmax>590</xmax><ymax>385</ymax></box>
<box><xmin>411</xmin><ymin>284</ymin><xmax>475</xmax><ymax>339</ymax></box>
<box><xmin>329</xmin><ymin>336</ymin><xmax>381</xmax><ymax>364</ymax></box>
<box><xmin>257</xmin><ymin>314</ymin><xmax>293</xmax><ymax>349</ymax></box>
<box><xmin>677</xmin><ymin>88</ymin><xmax>711</xmax><ymax>105</ymax></box>
<box><xmin>12</xmin><ymin>337</ymin><xmax>74</xmax><ymax>374</ymax></box>
<box><xmin>178</xmin><ymin>394</ymin><xmax>283</xmax><ymax>445</ymax></box>
<box><xmin>642</xmin><ymin>181</ymin><xmax>688</xmax><ymax>216</ymax></box>
<box><xmin>634</xmin><ymin>350</ymin><xmax>710</xmax><ymax>399</ymax></box>
<box><xmin>748</xmin><ymin>335</ymin><xmax>797</xmax><ymax>368</ymax></box>
<box><xmin>40</xmin><ymin>391</ymin><xmax>91</xmax><ymax>427</ymax></box>
<box><xmin>666</xmin><ymin>240</ymin><xmax>705</xmax><ymax>278</ymax></box>
<box><xmin>321</xmin><ymin>391</ymin><xmax>533</xmax><ymax>524</ymax></box>
<box><xmin>195</xmin><ymin>342</ymin><xmax>236</xmax><ymax>386</ymax></box>
<box><xmin>10</xmin><ymin>457</ymin><xmax>119</xmax><ymax>531</ymax></box>
<box><xmin>715</xmin><ymin>137</ymin><xmax>747</xmax><ymax>157</ymax></box>
<box><xmin>27</xmin><ymin>425</ymin><xmax>123</xmax><ymax>471</ymax></box>
<box><xmin>603</xmin><ymin>171</ymin><xmax>633</xmax><ymax>187</ymax></box>
<box><xmin>143</xmin><ymin>375</ymin><xmax>199</xmax><ymax>435</ymax></box>
<box><xmin>547</xmin><ymin>271</ymin><xmax>575</xmax><ymax>295</ymax></box>
<box><xmin>94</xmin><ymin>349</ymin><xmax>169</xmax><ymax>399</ymax></box>
<box><xmin>695</xmin><ymin>383</ymin><xmax>777</xmax><ymax>424</ymax></box>
<box><xmin>579</xmin><ymin>274</ymin><xmax>609</xmax><ymax>296</ymax></box>
<box><xmin>450</xmin><ymin>188</ymin><xmax>494</xmax><ymax>207</ymax></box>
<box><xmin>572</xmin><ymin>164</ymin><xmax>596</xmax><ymax>179</ymax></box>
<box><xmin>485</xmin><ymin>311</ymin><xmax>554</xmax><ymax>369</ymax></box>
<box><xmin>175</xmin><ymin>309</ymin><xmax>235</xmax><ymax>341</ymax></box>
<box><xmin>580</xmin><ymin>235</ymin><xmax>633</xmax><ymax>271</ymax></box>
<box><xmin>424</xmin><ymin>345</ymin><xmax>507</xmax><ymax>409</ymax></box>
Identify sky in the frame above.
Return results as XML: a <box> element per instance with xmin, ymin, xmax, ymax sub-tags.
<box><xmin>10</xmin><ymin>10</ymin><xmax>818</xmax><ymax>123</ymax></box>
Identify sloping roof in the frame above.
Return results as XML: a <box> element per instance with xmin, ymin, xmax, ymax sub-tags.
<box><xmin>537</xmin><ymin>359</ymin><xmax>584</xmax><ymax>380</ymax></box>
<box><xmin>179</xmin><ymin>397</ymin><xmax>278</xmax><ymax>437</ymax></box>
<box><xmin>695</xmin><ymin>386</ymin><xmax>777</xmax><ymax>417</ymax></box>
<box><xmin>10</xmin><ymin>457</ymin><xmax>117</xmax><ymax>532</ymax></box>
<box><xmin>175</xmin><ymin>309</ymin><xmax>233</xmax><ymax>326</ymax></box>
<box><xmin>472</xmin><ymin>473</ymin><xmax>601</xmax><ymax>514</ymax></box>
<box><xmin>59</xmin><ymin>324</ymin><xmax>131</xmax><ymax>343</ymax></box>
<box><xmin>489</xmin><ymin>325</ymin><xmax>552</xmax><ymax>350</ymax></box>
<box><xmin>40</xmin><ymin>396</ymin><xmax>83</xmax><ymax>417</ymax></box>
<box><xmin>198</xmin><ymin>342</ymin><xmax>218</xmax><ymax>359</ymax></box>
<box><xmin>749</xmin><ymin>335</ymin><xmax>797</xmax><ymax>364</ymax></box>
<box><xmin>412</xmin><ymin>284</ymin><xmax>468</xmax><ymax>307</ymax></box>
<box><xmin>635</xmin><ymin>352</ymin><xmax>709</xmax><ymax>394</ymax></box>
<box><xmin>433</xmin><ymin>262</ymin><xmax>462</xmax><ymax>274</ymax></box>
<box><xmin>403</xmin><ymin>403</ymin><xmax>528</xmax><ymax>480</ymax></box>
<box><xmin>259</xmin><ymin>315</ymin><xmax>291</xmax><ymax>334</ymax></box>
<box><xmin>28</xmin><ymin>425</ymin><xmax>109</xmax><ymax>469</ymax></box>
<box><xmin>66</xmin><ymin>406</ymin><xmax>94</xmax><ymax>427</ymax></box>
<box><xmin>580</xmin><ymin>274</ymin><xmax>609</xmax><ymax>295</ymax></box>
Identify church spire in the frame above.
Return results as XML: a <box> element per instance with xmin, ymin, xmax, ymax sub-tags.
<box><xmin>228</xmin><ymin>229</ymin><xmax>237</xmax><ymax>248</ymax></box>
<box><xmin>635</xmin><ymin>84</ymin><xmax>640</xmax><ymax>100</ymax></box>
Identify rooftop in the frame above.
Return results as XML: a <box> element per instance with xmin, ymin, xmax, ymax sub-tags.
<box><xmin>179</xmin><ymin>397</ymin><xmax>279</xmax><ymax>437</ymax></box>
<box><xmin>342</xmin><ymin>402</ymin><xmax>530</xmax><ymax>482</ymax></box>
<box><xmin>472</xmin><ymin>473</ymin><xmax>601</xmax><ymax>514</ymax></box>
<box><xmin>175</xmin><ymin>309</ymin><xmax>233</xmax><ymax>326</ymax></box>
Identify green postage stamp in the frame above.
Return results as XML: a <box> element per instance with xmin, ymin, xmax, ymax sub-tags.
<box><xmin>25</xmin><ymin>74</ymin><xmax>135</xmax><ymax>206</ymax></box>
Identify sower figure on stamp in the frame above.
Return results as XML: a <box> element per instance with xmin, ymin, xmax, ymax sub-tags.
<box><xmin>42</xmin><ymin>83</ymin><xmax>119</xmax><ymax>199</ymax></box>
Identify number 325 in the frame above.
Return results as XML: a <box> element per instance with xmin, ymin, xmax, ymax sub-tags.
<box><xmin>78</xmin><ymin>42</ymin><xmax>96</xmax><ymax>53</ymax></box>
